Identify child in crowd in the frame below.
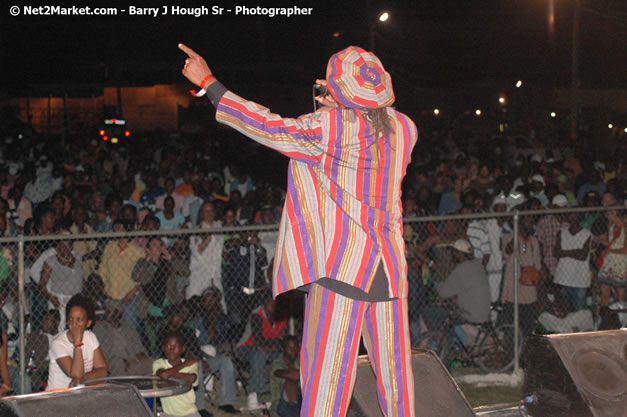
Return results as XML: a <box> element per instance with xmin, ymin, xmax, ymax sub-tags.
<box><xmin>158</xmin><ymin>304</ymin><xmax>218</xmax><ymax>415</ymax></box>
<box><xmin>270</xmin><ymin>336</ymin><xmax>301</xmax><ymax>417</ymax></box>
<box><xmin>26</xmin><ymin>309</ymin><xmax>60</xmax><ymax>391</ymax></box>
<box><xmin>153</xmin><ymin>330</ymin><xmax>200</xmax><ymax>417</ymax></box>
<box><xmin>47</xmin><ymin>294</ymin><xmax>108</xmax><ymax>389</ymax></box>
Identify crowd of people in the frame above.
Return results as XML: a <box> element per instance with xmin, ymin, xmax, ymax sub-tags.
<box><xmin>400</xmin><ymin>139</ymin><xmax>626</xmax><ymax>348</ymax></box>
<box><xmin>0</xmin><ymin>127</ymin><xmax>625</xmax><ymax>413</ymax></box>
<box><xmin>0</xmin><ymin>131</ymin><xmax>300</xmax><ymax>414</ymax></box>
<box><xmin>8</xmin><ymin>290</ymin><xmax>295</xmax><ymax>417</ymax></box>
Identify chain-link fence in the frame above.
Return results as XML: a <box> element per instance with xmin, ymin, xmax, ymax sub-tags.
<box><xmin>403</xmin><ymin>205</ymin><xmax>625</xmax><ymax>373</ymax></box>
<box><xmin>1</xmin><ymin>206</ymin><xmax>625</xmax><ymax>396</ymax></box>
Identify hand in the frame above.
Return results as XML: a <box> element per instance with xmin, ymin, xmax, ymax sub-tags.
<box><xmin>314</xmin><ymin>79</ymin><xmax>338</xmax><ymax>107</ymax></box>
<box><xmin>157</xmin><ymin>368</ymin><xmax>175</xmax><ymax>380</ymax></box>
<box><xmin>124</xmin><ymin>287</ymin><xmax>138</xmax><ymax>304</ymax></box>
<box><xmin>49</xmin><ymin>295</ymin><xmax>60</xmax><ymax>308</ymax></box>
<box><xmin>70</xmin><ymin>376</ymin><xmax>85</xmax><ymax>387</ymax></box>
<box><xmin>70</xmin><ymin>325</ymin><xmax>83</xmax><ymax>345</ymax></box>
<box><xmin>0</xmin><ymin>383</ymin><xmax>11</xmax><ymax>395</ymax></box>
<box><xmin>179</xmin><ymin>43</ymin><xmax>213</xmax><ymax>88</ymax></box>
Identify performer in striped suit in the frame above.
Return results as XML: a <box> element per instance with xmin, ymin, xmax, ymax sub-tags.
<box><xmin>179</xmin><ymin>44</ymin><xmax>418</xmax><ymax>417</ymax></box>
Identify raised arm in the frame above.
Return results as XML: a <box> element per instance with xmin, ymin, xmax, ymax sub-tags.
<box><xmin>179</xmin><ymin>43</ymin><xmax>325</xmax><ymax>164</ymax></box>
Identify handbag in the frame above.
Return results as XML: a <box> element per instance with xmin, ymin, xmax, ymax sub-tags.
<box><xmin>518</xmin><ymin>238</ymin><xmax>540</xmax><ymax>286</ymax></box>
<box><xmin>520</xmin><ymin>266</ymin><xmax>540</xmax><ymax>286</ymax></box>
<box><xmin>595</xmin><ymin>225</ymin><xmax>623</xmax><ymax>269</ymax></box>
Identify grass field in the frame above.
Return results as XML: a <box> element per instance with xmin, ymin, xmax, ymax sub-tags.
<box><xmin>451</xmin><ymin>367</ymin><xmax>524</xmax><ymax>408</ymax></box>
<box><xmin>202</xmin><ymin>366</ymin><xmax>524</xmax><ymax>416</ymax></box>
<box><xmin>457</xmin><ymin>383</ymin><xmax>523</xmax><ymax>408</ymax></box>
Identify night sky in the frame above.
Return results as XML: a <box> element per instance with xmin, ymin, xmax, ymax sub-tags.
<box><xmin>2</xmin><ymin>0</ymin><xmax>627</xmax><ymax>111</ymax></box>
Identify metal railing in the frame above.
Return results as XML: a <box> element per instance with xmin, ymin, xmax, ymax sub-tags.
<box><xmin>0</xmin><ymin>205</ymin><xmax>622</xmax><ymax>393</ymax></box>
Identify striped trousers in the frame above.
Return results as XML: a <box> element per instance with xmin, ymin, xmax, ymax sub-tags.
<box><xmin>300</xmin><ymin>284</ymin><xmax>415</xmax><ymax>417</ymax></box>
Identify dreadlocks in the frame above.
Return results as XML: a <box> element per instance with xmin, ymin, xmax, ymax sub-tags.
<box><xmin>361</xmin><ymin>108</ymin><xmax>392</xmax><ymax>138</ymax></box>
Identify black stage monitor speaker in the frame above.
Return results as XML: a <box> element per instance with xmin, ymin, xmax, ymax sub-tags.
<box><xmin>0</xmin><ymin>383</ymin><xmax>154</xmax><ymax>417</ymax></box>
<box><xmin>350</xmin><ymin>349</ymin><xmax>476</xmax><ymax>417</ymax></box>
<box><xmin>523</xmin><ymin>329</ymin><xmax>627</xmax><ymax>417</ymax></box>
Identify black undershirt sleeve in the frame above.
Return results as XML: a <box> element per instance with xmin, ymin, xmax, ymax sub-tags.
<box><xmin>206</xmin><ymin>81</ymin><xmax>228</xmax><ymax>108</ymax></box>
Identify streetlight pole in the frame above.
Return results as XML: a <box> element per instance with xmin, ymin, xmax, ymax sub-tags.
<box><xmin>570</xmin><ymin>0</ymin><xmax>581</xmax><ymax>141</ymax></box>
<box><xmin>369</xmin><ymin>22</ymin><xmax>376</xmax><ymax>52</ymax></box>
<box><xmin>366</xmin><ymin>0</ymin><xmax>375</xmax><ymax>51</ymax></box>
<box><xmin>365</xmin><ymin>0</ymin><xmax>389</xmax><ymax>52</ymax></box>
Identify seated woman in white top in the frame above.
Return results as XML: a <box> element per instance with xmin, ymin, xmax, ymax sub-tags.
<box><xmin>48</xmin><ymin>295</ymin><xmax>108</xmax><ymax>389</ymax></box>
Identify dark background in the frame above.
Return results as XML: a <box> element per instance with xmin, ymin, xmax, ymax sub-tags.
<box><xmin>2</xmin><ymin>0</ymin><xmax>627</xmax><ymax>116</ymax></box>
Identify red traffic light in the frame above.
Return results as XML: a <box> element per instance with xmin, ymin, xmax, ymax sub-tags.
<box><xmin>124</xmin><ymin>130</ymin><xmax>131</xmax><ymax>137</ymax></box>
<box><xmin>103</xmin><ymin>136</ymin><xmax>109</xmax><ymax>141</ymax></box>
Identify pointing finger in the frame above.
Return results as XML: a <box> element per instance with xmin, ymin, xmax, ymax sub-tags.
<box><xmin>178</xmin><ymin>43</ymin><xmax>198</xmax><ymax>58</ymax></box>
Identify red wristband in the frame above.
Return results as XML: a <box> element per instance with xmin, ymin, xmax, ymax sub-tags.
<box><xmin>75</xmin><ymin>343</ymin><xmax>84</xmax><ymax>349</ymax></box>
<box><xmin>200</xmin><ymin>74</ymin><xmax>214</xmax><ymax>89</ymax></box>
<box><xmin>189</xmin><ymin>74</ymin><xmax>215</xmax><ymax>97</ymax></box>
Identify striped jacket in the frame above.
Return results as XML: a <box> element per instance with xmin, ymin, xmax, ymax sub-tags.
<box><xmin>216</xmin><ymin>91</ymin><xmax>418</xmax><ymax>298</ymax></box>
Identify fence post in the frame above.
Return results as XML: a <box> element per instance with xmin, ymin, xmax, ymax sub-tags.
<box><xmin>512</xmin><ymin>211</ymin><xmax>520</xmax><ymax>373</ymax></box>
<box><xmin>18</xmin><ymin>234</ymin><xmax>26</xmax><ymax>393</ymax></box>
<box><xmin>289</xmin><ymin>317</ymin><xmax>295</xmax><ymax>336</ymax></box>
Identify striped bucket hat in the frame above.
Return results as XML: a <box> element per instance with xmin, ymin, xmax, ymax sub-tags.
<box><xmin>326</xmin><ymin>46</ymin><xmax>395</xmax><ymax>109</ymax></box>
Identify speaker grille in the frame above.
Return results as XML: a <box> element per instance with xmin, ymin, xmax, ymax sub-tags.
<box><xmin>0</xmin><ymin>384</ymin><xmax>153</xmax><ymax>417</ymax></box>
<box><xmin>351</xmin><ymin>349</ymin><xmax>475</xmax><ymax>417</ymax></box>
<box><xmin>524</xmin><ymin>329</ymin><xmax>627</xmax><ymax>417</ymax></box>
<box><xmin>572</xmin><ymin>349</ymin><xmax>627</xmax><ymax>400</ymax></box>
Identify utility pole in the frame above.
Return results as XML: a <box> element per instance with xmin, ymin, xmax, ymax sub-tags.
<box><xmin>570</xmin><ymin>0</ymin><xmax>581</xmax><ymax>141</ymax></box>
<box><xmin>366</xmin><ymin>0</ymin><xmax>375</xmax><ymax>52</ymax></box>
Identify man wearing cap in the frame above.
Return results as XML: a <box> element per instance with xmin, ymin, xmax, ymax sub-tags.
<box><xmin>179</xmin><ymin>44</ymin><xmax>417</xmax><ymax>417</ymax></box>
<box><xmin>529</xmin><ymin>174</ymin><xmax>549</xmax><ymax>207</ymax></box>
<box><xmin>432</xmin><ymin>240</ymin><xmax>491</xmax><ymax>326</ymax></box>
<box><xmin>494</xmin><ymin>175</ymin><xmax>526</xmax><ymax>211</ymax></box>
